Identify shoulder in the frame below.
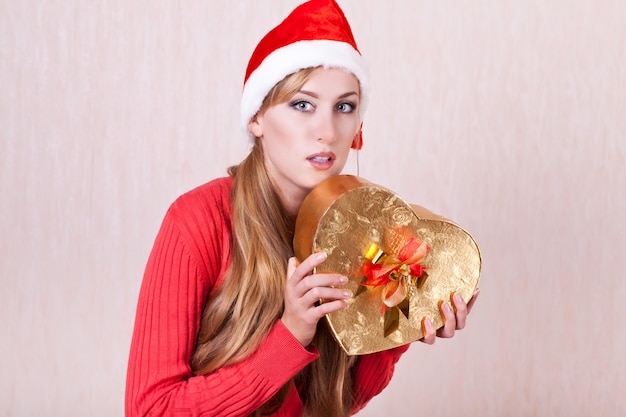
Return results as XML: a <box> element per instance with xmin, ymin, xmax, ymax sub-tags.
<box><xmin>160</xmin><ymin>176</ymin><xmax>235</xmax><ymax>278</ymax></box>
<box><xmin>174</xmin><ymin>176</ymin><xmax>234</xmax><ymax>210</ymax></box>
<box><xmin>166</xmin><ymin>176</ymin><xmax>234</xmax><ymax>223</ymax></box>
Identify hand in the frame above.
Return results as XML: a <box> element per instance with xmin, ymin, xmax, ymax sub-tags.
<box><xmin>420</xmin><ymin>288</ymin><xmax>480</xmax><ymax>345</ymax></box>
<box><xmin>281</xmin><ymin>252</ymin><xmax>352</xmax><ymax>347</ymax></box>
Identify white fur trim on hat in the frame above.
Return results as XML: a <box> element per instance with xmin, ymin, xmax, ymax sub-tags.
<box><xmin>240</xmin><ymin>39</ymin><xmax>370</xmax><ymax>137</ymax></box>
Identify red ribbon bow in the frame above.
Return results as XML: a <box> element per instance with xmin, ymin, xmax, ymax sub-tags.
<box><xmin>361</xmin><ymin>237</ymin><xmax>430</xmax><ymax>310</ymax></box>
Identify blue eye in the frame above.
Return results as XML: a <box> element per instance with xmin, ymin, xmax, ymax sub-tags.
<box><xmin>336</xmin><ymin>102</ymin><xmax>356</xmax><ymax>113</ymax></box>
<box><xmin>291</xmin><ymin>100</ymin><xmax>314</xmax><ymax>112</ymax></box>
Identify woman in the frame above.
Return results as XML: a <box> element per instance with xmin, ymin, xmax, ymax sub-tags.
<box><xmin>125</xmin><ymin>1</ymin><xmax>478</xmax><ymax>416</ymax></box>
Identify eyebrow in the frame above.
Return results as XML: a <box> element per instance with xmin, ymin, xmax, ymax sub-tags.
<box><xmin>298</xmin><ymin>90</ymin><xmax>359</xmax><ymax>99</ymax></box>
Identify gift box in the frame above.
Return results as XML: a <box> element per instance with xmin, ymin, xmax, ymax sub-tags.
<box><xmin>294</xmin><ymin>175</ymin><xmax>481</xmax><ymax>355</ymax></box>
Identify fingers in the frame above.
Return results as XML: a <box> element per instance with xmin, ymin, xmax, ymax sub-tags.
<box><xmin>286</xmin><ymin>252</ymin><xmax>326</xmax><ymax>285</ymax></box>
<box><xmin>421</xmin><ymin>301</ymin><xmax>457</xmax><ymax>343</ymax></box>
<box><xmin>451</xmin><ymin>292</ymin><xmax>468</xmax><ymax>330</ymax></box>
<box><xmin>282</xmin><ymin>252</ymin><xmax>351</xmax><ymax>346</ymax></box>
<box><xmin>466</xmin><ymin>288</ymin><xmax>480</xmax><ymax>314</ymax></box>
<box><xmin>420</xmin><ymin>287</ymin><xmax>480</xmax><ymax>344</ymax></box>
<box><xmin>421</xmin><ymin>317</ymin><xmax>436</xmax><ymax>344</ymax></box>
<box><xmin>436</xmin><ymin>300</ymin><xmax>457</xmax><ymax>338</ymax></box>
<box><xmin>287</xmin><ymin>253</ymin><xmax>350</xmax><ymax>304</ymax></box>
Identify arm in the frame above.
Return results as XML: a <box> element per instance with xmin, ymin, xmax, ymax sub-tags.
<box><xmin>348</xmin><ymin>291</ymin><xmax>478</xmax><ymax>415</ymax></box>
<box><xmin>349</xmin><ymin>204</ymin><xmax>479</xmax><ymax>413</ymax></box>
<box><xmin>125</xmin><ymin>193</ymin><xmax>318</xmax><ymax>417</ymax></box>
<box><xmin>350</xmin><ymin>344</ymin><xmax>411</xmax><ymax>414</ymax></box>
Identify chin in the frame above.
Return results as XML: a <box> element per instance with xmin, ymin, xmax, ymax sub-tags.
<box><xmin>302</xmin><ymin>173</ymin><xmax>333</xmax><ymax>192</ymax></box>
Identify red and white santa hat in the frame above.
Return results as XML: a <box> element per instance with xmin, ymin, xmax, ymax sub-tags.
<box><xmin>241</xmin><ymin>0</ymin><xmax>369</xmax><ymax>148</ymax></box>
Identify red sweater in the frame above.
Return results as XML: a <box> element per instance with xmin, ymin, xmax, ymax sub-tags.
<box><xmin>125</xmin><ymin>176</ymin><xmax>410</xmax><ymax>416</ymax></box>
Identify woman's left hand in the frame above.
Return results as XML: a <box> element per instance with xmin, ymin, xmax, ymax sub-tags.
<box><xmin>420</xmin><ymin>288</ymin><xmax>480</xmax><ymax>345</ymax></box>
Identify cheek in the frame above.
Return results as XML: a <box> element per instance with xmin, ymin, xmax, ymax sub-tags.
<box><xmin>338</xmin><ymin>118</ymin><xmax>360</xmax><ymax>143</ymax></box>
<box><xmin>339</xmin><ymin>111</ymin><xmax>360</xmax><ymax>130</ymax></box>
<box><xmin>335</xmin><ymin>130</ymin><xmax>356</xmax><ymax>159</ymax></box>
<box><xmin>264</xmin><ymin>113</ymin><xmax>303</xmax><ymax>142</ymax></box>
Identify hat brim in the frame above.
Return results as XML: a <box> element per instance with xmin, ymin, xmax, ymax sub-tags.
<box><xmin>240</xmin><ymin>39</ymin><xmax>370</xmax><ymax>136</ymax></box>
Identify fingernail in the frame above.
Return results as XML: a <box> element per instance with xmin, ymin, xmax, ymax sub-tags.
<box><xmin>316</xmin><ymin>252</ymin><xmax>327</xmax><ymax>261</ymax></box>
<box><xmin>338</xmin><ymin>275</ymin><xmax>348</xmax><ymax>283</ymax></box>
<box><xmin>422</xmin><ymin>317</ymin><xmax>433</xmax><ymax>336</ymax></box>
<box><xmin>454</xmin><ymin>293</ymin><xmax>463</xmax><ymax>304</ymax></box>
<box><xmin>425</xmin><ymin>317</ymin><xmax>433</xmax><ymax>330</ymax></box>
<box><xmin>442</xmin><ymin>302</ymin><xmax>452</xmax><ymax>313</ymax></box>
<box><xmin>343</xmin><ymin>290</ymin><xmax>353</xmax><ymax>298</ymax></box>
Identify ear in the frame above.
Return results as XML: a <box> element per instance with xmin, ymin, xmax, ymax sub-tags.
<box><xmin>351</xmin><ymin>123</ymin><xmax>363</xmax><ymax>150</ymax></box>
<box><xmin>248</xmin><ymin>115</ymin><xmax>263</xmax><ymax>138</ymax></box>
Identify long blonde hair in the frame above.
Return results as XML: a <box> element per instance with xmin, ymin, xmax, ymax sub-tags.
<box><xmin>191</xmin><ymin>67</ymin><xmax>358</xmax><ymax>416</ymax></box>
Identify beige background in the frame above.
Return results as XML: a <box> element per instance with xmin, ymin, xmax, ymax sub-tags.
<box><xmin>2</xmin><ymin>0</ymin><xmax>625</xmax><ymax>416</ymax></box>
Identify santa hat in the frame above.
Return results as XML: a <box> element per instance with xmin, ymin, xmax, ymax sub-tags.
<box><xmin>241</xmin><ymin>0</ymin><xmax>368</xmax><ymax>149</ymax></box>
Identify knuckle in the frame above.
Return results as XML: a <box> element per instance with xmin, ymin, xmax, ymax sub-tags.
<box><xmin>302</xmin><ymin>275</ymin><xmax>316</xmax><ymax>288</ymax></box>
<box><xmin>301</xmin><ymin>275</ymin><xmax>313</xmax><ymax>286</ymax></box>
<box><xmin>307</xmin><ymin>286</ymin><xmax>321</xmax><ymax>299</ymax></box>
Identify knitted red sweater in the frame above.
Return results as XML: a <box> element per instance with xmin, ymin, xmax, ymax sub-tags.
<box><xmin>125</xmin><ymin>177</ymin><xmax>409</xmax><ymax>416</ymax></box>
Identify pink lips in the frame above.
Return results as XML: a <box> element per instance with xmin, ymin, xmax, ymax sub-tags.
<box><xmin>307</xmin><ymin>152</ymin><xmax>335</xmax><ymax>170</ymax></box>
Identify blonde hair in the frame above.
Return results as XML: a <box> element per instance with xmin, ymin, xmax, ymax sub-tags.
<box><xmin>191</xmin><ymin>67</ymin><xmax>357</xmax><ymax>416</ymax></box>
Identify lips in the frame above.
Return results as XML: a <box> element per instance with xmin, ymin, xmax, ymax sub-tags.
<box><xmin>310</xmin><ymin>156</ymin><xmax>331</xmax><ymax>163</ymax></box>
<box><xmin>307</xmin><ymin>152</ymin><xmax>335</xmax><ymax>170</ymax></box>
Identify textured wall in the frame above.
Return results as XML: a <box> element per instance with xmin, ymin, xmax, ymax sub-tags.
<box><xmin>1</xmin><ymin>0</ymin><xmax>625</xmax><ymax>416</ymax></box>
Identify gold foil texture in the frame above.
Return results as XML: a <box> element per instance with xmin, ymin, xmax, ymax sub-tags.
<box><xmin>294</xmin><ymin>175</ymin><xmax>481</xmax><ymax>355</ymax></box>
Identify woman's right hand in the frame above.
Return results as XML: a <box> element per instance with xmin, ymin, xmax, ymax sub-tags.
<box><xmin>281</xmin><ymin>252</ymin><xmax>352</xmax><ymax>347</ymax></box>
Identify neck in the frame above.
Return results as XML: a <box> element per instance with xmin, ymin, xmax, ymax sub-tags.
<box><xmin>277</xmin><ymin>190</ymin><xmax>305</xmax><ymax>221</ymax></box>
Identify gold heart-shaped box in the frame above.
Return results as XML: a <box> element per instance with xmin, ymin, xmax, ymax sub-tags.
<box><xmin>294</xmin><ymin>175</ymin><xmax>481</xmax><ymax>355</ymax></box>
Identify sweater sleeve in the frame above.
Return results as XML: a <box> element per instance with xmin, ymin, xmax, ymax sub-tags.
<box><xmin>350</xmin><ymin>344</ymin><xmax>411</xmax><ymax>414</ymax></box>
<box><xmin>125</xmin><ymin>183</ymin><xmax>319</xmax><ymax>417</ymax></box>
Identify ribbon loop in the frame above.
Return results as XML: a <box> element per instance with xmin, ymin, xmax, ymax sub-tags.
<box><xmin>360</xmin><ymin>237</ymin><xmax>430</xmax><ymax>336</ymax></box>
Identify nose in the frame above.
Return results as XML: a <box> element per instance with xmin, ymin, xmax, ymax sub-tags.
<box><xmin>315</xmin><ymin>111</ymin><xmax>336</xmax><ymax>144</ymax></box>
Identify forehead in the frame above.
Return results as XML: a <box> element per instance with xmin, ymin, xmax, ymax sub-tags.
<box><xmin>299</xmin><ymin>67</ymin><xmax>360</xmax><ymax>95</ymax></box>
